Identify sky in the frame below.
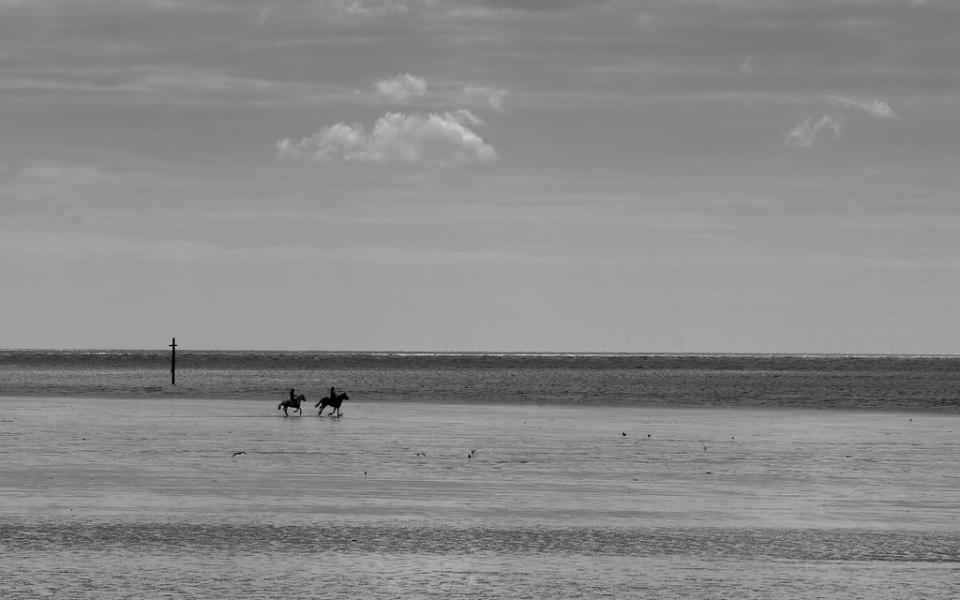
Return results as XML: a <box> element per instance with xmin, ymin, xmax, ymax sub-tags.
<box><xmin>1</xmin><ymin>0</ymin><xmax>959</xmax><ymax>353</ymax></box>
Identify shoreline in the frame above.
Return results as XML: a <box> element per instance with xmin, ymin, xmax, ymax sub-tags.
<box><xmin>2</xmin><ymin>393</ymin><xmax>957</xmax><ymax>414</ymax></box>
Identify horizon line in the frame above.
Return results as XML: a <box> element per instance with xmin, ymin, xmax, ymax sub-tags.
<box><xmin>2</xmin><ymin>348</ymin><xmax>959</xmax><ymax>359</ymax></box>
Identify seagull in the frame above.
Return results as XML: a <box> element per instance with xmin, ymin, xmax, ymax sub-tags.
<box><xmin>699</xmin><ymin>440</ymin><xmax>711</xmax><ymax>452</ymax></box>
<box><xmin>231</xmin><ymin>451</ymin><xmax>246</xmax><ymax>457</ymax></box>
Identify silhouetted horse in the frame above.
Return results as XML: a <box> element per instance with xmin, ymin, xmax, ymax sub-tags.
<box><xmin>315</xmin><ymin>392</ymin><xmax>349</xmax><ymax>417</ymax></box>
<box><xmin>278</xmin><ymin>394</ymin><xmax>306</xmax><ymax>416</ymax></box>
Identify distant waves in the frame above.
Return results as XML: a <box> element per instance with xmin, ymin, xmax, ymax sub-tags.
<box><xmin>1</xmin><ymin>351</ymin><xmax>959</xmax><ymax>411</ymax></box>
<box><xmin>3</xmin><ymin>350</ymin><xmax>960</xmax><ymax>371</ymax></box>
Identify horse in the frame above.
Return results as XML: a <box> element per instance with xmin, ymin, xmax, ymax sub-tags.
<box><xmin>315</xmin><ymin>392</ymin><xmax>349</xmax><ymax>417</ymax></box>
<box><xmin>278</xmin><ymin>394</ymin><xmax>306</xmax><ymax>416</ymax></box>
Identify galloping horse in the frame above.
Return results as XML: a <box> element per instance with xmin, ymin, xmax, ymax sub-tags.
<box><xmin>315</xmin><ymin>392</ymin><xmax>349</xmax><ymax>417</ymax></box>
<box><xmin>278</xmin><ymin>390</ymin><xmax>306</xmax><ymax>416</ymax></box>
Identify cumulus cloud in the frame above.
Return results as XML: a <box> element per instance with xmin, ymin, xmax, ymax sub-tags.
<box><xmin>375</xmin><ymin>73</ymin><xmax>428</xmax><ymax>102</ymax></box>
<box><xmin>450</xmin><ymin>108</ymin><xmax>484</xmax><ymax>126</ymax></box>
<box><xmin>830</xmin><ymin>96</ymin><xmax>899</xmax><ymax>119</ymax></box>
<box><xmin>783</xmin><ymin>115</ymin><xmax>843</xmax><ymax>148</ymax></box>
<box><xmin>276</xmin><ymin>111</ymin><xmax>498</xmax><ymax>167</ymax></box>
<box><xmin>370</xmin><ymin>73</ymin><xmax>507</xmax><ymax>112</ymax></box>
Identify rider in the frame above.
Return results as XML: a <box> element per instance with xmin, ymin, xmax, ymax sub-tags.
<box><xmin>329</xmin><ymin>386</ymin><xmax>336</xmax><ymax>400</ymax></box>
<box><xmin>289</xmin><ymin>388</ymin><xmax>297</xmax><ymax>402</ymax></box>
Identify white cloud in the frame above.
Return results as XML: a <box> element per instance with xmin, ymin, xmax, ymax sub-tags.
<box><xmin>319</xmin><ymin>0</ymin><xmax>410</xmax><ymax>18</ymax></box>
<box><xmin>451</xmin><ymin>108</ymin><xmax>484</xmax><ymax>126</ymax></box>
<box><xmin>783</xmin><ymin>115</ymin><xmax>844</xmax><ymax>148</ymax></box>
<box><xmin>277</xmin><ymin>111</ymin><xmax>498</xmax><ymax>167</ymax></box>
<box><xmin>375</xmin><ymin>73</ymin><xmax>428</xmax><ymax>102</ymax></box>
<box><xmin>830</xmin><ymin>96</ymin><xmax>899</xmax><ymax>119</ymax></box>
<box><xmin>461</xmin><ymin>83</ymin><xmax>507</xmax><ymax>112</ymax></box>
<box><xmin>369</xmin><ymin>74</ymin><xmax>507</xmax><ymax>112</ymax></box>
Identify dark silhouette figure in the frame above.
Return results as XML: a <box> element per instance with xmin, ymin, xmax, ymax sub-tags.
<box><xmin>278</xmin><ymin>388</ymin><xmax>306</xmax><ymax>416</ymax></box>
<box><xmin>315</xmin><ymin>392</ymin><xmax>349</xmax><ymax>417</ymax></box>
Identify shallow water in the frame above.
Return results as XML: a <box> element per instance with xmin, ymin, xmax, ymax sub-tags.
<box><xmin>3</xmin><ymin>350</ymin><xmax>960</xmax><ymax>411</ymax></box>
<box><xmin>1</xmin><ymin>397</ymin><xmax>958</xmax><ymax>598</ymax></box>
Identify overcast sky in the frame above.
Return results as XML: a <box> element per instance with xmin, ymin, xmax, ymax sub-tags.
<box><xmin>1</xmin><ymin>0</ymin><xmax>958</xmax><ymax>352</ymax></box>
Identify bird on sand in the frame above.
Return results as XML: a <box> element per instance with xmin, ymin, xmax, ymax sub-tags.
<box><xmin>231</xmin><ymin>451</ymin><xmax>246</xmax><ymax>457</ymax></box>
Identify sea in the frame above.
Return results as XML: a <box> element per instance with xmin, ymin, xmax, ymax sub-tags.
<box><xmin>1</xmin><ymin>351</ymin><xmax>959</xmax><ymax>598</ymax></box>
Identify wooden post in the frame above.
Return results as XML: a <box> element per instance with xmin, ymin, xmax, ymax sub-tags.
<box><xmin>169</xmin><ymin>337</ymin><xmax>177</xmax><ymax>386</ymax></box>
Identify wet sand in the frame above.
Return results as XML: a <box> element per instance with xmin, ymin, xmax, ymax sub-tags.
<box><xmin>2</xmin><ymin>397</ymin><xmax>958</xmax><ymax>598</ymax></box>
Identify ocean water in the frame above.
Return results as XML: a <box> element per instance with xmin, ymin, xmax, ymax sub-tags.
<box><xmin>2</xmin><ymin>350</ymin><xmax>960</xmax><ymax>411</ymax></box>
<box><xmin>1</xmin><ymin>353</ymin><xmax>959</xmax><ymax>598</ymax></box>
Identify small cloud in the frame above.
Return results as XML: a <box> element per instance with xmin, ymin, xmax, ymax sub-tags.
<box><xmin>783</xmin><ymin>115</ymin><xmax>843</xmax><ymax>148</ymax></box>
<box><xmin>256</xmin><ymin>0</ymin><xmax>409</xmax><ymax>24</ymax></box>
<box><xmin>375</xmin><ymin>73</ymin><xmax>428</xmax><ymax>103</ymax></box>
<box><xmin>739</xmin><ymin>54</ymin><xmax>755</xmax><ymax>74</ymax></box>
<box><xmin>451</xmin><ymin>108</ymin><xmax>484</xmax><ymax>126</ymax></box>
<box><xmin>277</xmin><ymin>111</ymin><xmax>498</xmax><ymax>167</ymax></box>
<box><xmin>367</xmin><ymin>74</ymin><xmax>507</xmax><ymax>112</ymax></box>
<box><xmin>324</xmin><ymin>0</ymin><xmax>409</xmax><ymax>18</ymax></box>
<box><xmin>462</xmin><ymin>83</ymin><xmax>507</xmax><ymax>112</ymax></box>
<box><xmin>830</xmin><ymin>96</ymin><xmax>899</xmax><ymax>119</ymax></box>
<box><xmin>464</xmin><ymin>0</ymin><xmax>607</xmax><ymax>12</ymax></box>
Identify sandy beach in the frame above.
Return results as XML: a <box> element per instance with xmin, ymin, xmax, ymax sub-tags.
<box><xmin>2</xmin><ymin>396</ymin><xmax>958</xmax><ymax>598</ymax></box>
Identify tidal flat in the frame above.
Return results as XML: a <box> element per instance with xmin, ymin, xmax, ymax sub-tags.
<box><xmin>1</xmin><ymin>397</ymin><xmax>958</xmax><ymax>598</ymax></box>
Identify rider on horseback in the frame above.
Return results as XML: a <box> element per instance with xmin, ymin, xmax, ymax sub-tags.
<box><xmin>279</xmin><ymin>388</ymin><xmax>304</xmax><ymax>416</ymax></box>
<box><xmin>316</xmin><ymin>386</ymin><xmax>348</xmax><ymax>416</ymax></box>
